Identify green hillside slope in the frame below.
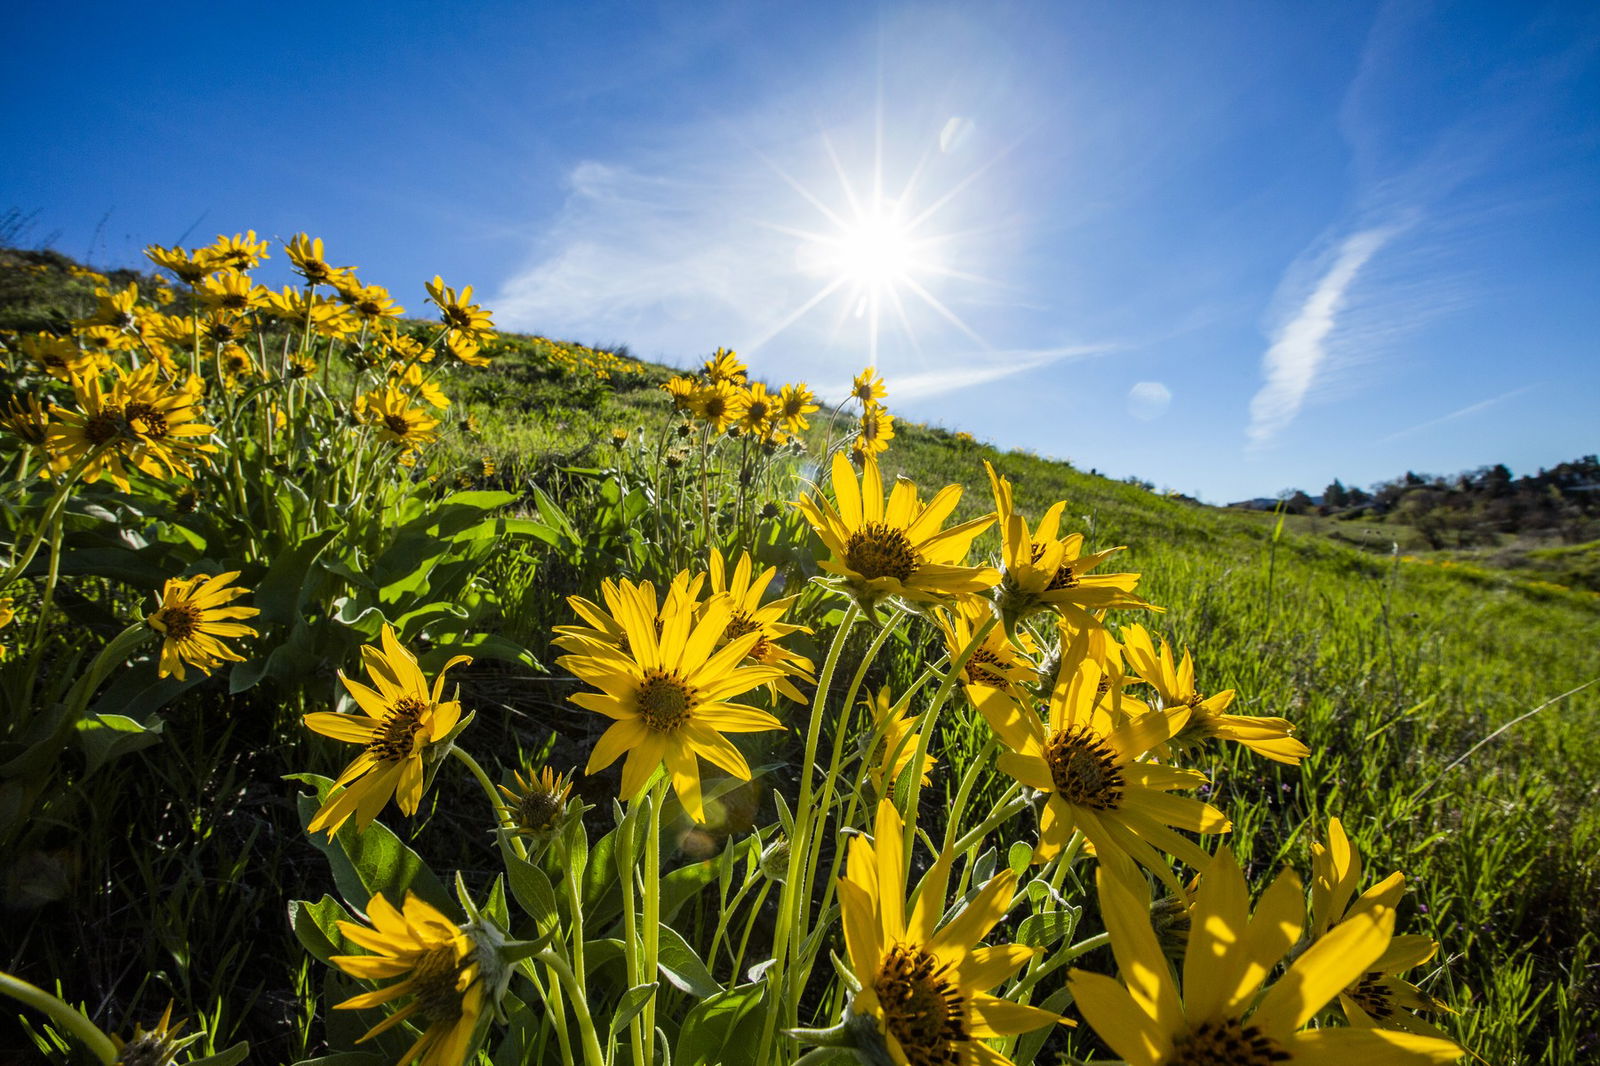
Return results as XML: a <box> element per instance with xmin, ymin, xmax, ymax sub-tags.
<box><xmin>2</xmin><ymin>245</ymin><xmax>1595</xmax><ymax>1064</ymax></box>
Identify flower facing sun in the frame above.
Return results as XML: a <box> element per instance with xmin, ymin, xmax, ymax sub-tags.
<box><xmin>558</xmin><ymin>580</ymin><xmax>785</xmax><ymax>822</ymax></box>
<box><xmin>1120</xmin><ymin>623</ymin><xmax>1310</xmax><ymax>765</ymax></box>
<box><xmin>974</xmin><ymin>631</ymin><xmax>1227</xmax><ymax>884</ymax></box>
<box><xmin>1311</xmin><ymin>818</ymin><xmax>1457</xmax><ymax>1040</ymax></box>
<box><xmin>361</xmin><ymin>384</ymin><xmax>441</xmax><ymax>452</ymax></box>
<box><xmin>985</xmin><ymin>461</ymin><xmax>1156</xmax><ymax>633</ymax></box>
<box><xmin>795</xmin><ymin>451</ymin><xmax>997</xmax><ymax>617</ymax></box>
<box><xmin>47</xmin><ymin>365</ymin><xmax>217</xmax><ymax>491</ymax></box>
<box><xmin>705</xmin><ymin>548</ymin><xmax>815</xmax><ymax>702</ymax></box>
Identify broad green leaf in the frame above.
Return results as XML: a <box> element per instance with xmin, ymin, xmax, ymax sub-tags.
<box><xmin>656</xmin><ymin>924</ymin><xmax>723</xmax><ymax>999</ymax></box>
<box><xmin>256</xmin><ymin>529</ymin><xmax>340</xmax><ymax>625</ymax></box>
<box><xmin>610</xmin><ymin>983</ymin><xmax>657</xmax><ymax>1039</ymax></box>
<box><xmin>76</xmin><ymin>712</ymin><xmax>164</xmax><ymax>776</ymax></box>
<box><xmin>292</xmin><ymin>775</ymin><xmax>453</xmax><ymax>916</ymax></box>
<box><xmin>675</xmin><ymin>982</ymin><xmax>768</xmax><ymax>1066</ymax></box>
<box><xmin>660</xmin><ymin>859</ymin><xmax>720</xmax><ymax>925</ymax></box>
<box><xmin>290</xmin><ymin>894</ymin><xmax>357</xmax><ymax>963</ymax></box>
<box><xmin>1016</xmin><ymin>906</ymin><xmax>1080</xmax><ymax>948</ymax></box>
<box><xmin>501</xmin><ymin>841</ymin><xmax>559</xmax><ymax>926</ymax></box>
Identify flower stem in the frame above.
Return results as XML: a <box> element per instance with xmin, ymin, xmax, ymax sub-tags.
<box><xmin>642</xmin><ymin>777</ymin><xmax>666</xmax><ymax>1066</ymax></box>
<box><xmin>536</xmin><ymin>951</ymin><xmax>607</xmax><ymax>1066</ymax></box>
<box><xmin>758</xmin><ymin>601</ymin><xmax>860</xmax><ymax>1065</ymax></box>
<box><xmin>449</xmin><ymin>747</ymin><xmax>526</xmax><ymax>861</ymax></box>
<box><xmin>899</xmin><ymin>613</ymin><xmax>998</xmax><ymax>868</ymax></box>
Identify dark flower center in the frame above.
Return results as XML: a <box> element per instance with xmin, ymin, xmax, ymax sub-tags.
<box><xmin>155</xmin><ymin>602</ymin><xmax>202</xmax><ymax>641</ymax></box>
<box><xmin>872</xmin><ymin>943</ymin><xmax>967</xmax><ymax>1066</ymax></box>
<box><xmin>86</xmin><ymin>411</ymin><xmax>123</xmax><ymax>445</ymax></box>
<box><xmin>844</xmin><ymin>522</ymin><xmax>917</xmax><ymax>582</ymax></box>
<box><xmin>637</xmin><ymin>670</ymin><xmax>696</xmax><ymax>732</ymax></box>
<box><xmin>1169</xmin><ymin>1017</ymin><xmax>1289</xmax><ymax>1065</ymax></box>
<box><xmin>963</xmin><ymin>648</ymin><xmax>1008</xmax><ymax>687</ymax></box>
<box><xmin>516</xmin><ymin>790</ymin><xmax>565</xmax><ymax>833</ymax></box>
<box><xmin>368</xmin><ymin>697</ymin><xmax>428</xmax><ymax>761</ymax></box>
<box><xmin>124</xmin><ymin>401</ymin><xmax>169</xmax><ymax>439</ymax></box>
<box><xmin>409</xmin><ymin>944</ymin><xmax>465</xmax><ymax>1023</ymax></box>
<box><xmin>1046</xmin><ymin>564</ymin><xmax>1078</xmax><ymax>591</ymax></box>
<box><xmin>1043</xmin><ymin>726</ymin><xmax>1124</xmax><ymax>810</ymax></box>
<box><xmin>384</xmin><ymin>413</ymin><xmax>413</xmax><ymax>437</ymax></box>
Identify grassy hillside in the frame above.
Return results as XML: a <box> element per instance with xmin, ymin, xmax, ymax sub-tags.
<box><xmin>1</xmin><ymin>244</ymin><xmax>1596</xmax><ymax>1065</ymax></box>
<box><xmin>439</xmin><ymin>288</ymin><xmax>1600</xmax><ymax>1060</ymax></box>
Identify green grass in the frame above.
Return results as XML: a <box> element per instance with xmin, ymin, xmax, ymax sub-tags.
<box><xmin>3</xmin><ymin>247</ymin><xmax>1597</xmax><ymax>1063</ymax></box>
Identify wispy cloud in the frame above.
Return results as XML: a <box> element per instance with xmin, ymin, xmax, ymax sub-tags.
<box><xmin>882</xmin><ymin>344</ymin><xmax>1119</xmax><ymax>402</ymax></box>
<box><xmin>1377</xmin><ymin>383</ymin><xmax>1540</xmax><ymax>444</ymax></box>
<box><xmin>1246</xmin><ymin>2</ymin><xmax>1597</xmax><ymax>450</ymax></box>
<box><xmin>1246</xmin><ymin>224</ymin><xmax>1401</xmax><ymax>446</ymax></box>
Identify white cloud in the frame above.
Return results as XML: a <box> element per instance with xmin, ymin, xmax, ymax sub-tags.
<box><xmin>1127</xmin><ymin>381</ymin><xmax>1172</xmax><ymax>421</ymax></box>
<box><xmin>1247</xmin><ymin>225</ymin><xmax>1399</xmax><ymax>446</ymax></box>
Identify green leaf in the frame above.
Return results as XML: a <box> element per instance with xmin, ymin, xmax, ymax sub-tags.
<box><xmin>448</xmin><ymin>632</ymin><xmax>540</xmax><ymax>670</ymax></box>
<box><xmin>501</xmin><ymin>841</ymin><xmax>559</xmax><ymax>926</ymax></box>
<box><xmin>285</xmin><ymin>1056</ymin><xmax>384</xmax><ymax>1066</ymax></box>
<box><xmin>257</xmin><ymin>529</ymin><xmax>341</xmax><ymax>625</ymax></box>
<box><xmin>289</xmin><ymin>894</ymin><xmax>356</xmax><ymax>963</ymax></box>
<box><xmin>660</xmin><ymin>859</ymin><xmax>720</xmax><ymax>925</ymax></box>
<box><xmin>610</xmin><ymin>983</ymin><xmax>657</xmax><ymax>1039</ymax></box>
<box><xmin>1007</xmin><ymin>841</ymin><xmax>1032</xmax><ymax>877</ymax></box>
<box><xmin>563</xmin><ymin>812</ymin><xmax>589</xmax><ymax>886</ymax></box>
<box><xmin>675</xmin><ymin>982</ymin><xmax>768</xmax><ymax>1066</ymax></box>
<box><xmin>292</xmin><ymin>775</ymin><xmax>453</xmax><ymax>915</ymax></box>
<box><xmin>76</xmin><ymin>712</ymin><xmax>164</xmax><ymax>776</ymax></box>
<box><xmin>1009</xmin><ymin>984</ymin><xmax>1074</xmax><ymax>1064</ymax></box>
<box><xmin>582</xmin><ymin>827</ymin><xmax>624</xmax><ymax>928</ymax></box>
<box><xmin>1016</xmin><ymin>906</ymin><xmax>1081</xmax><ymax>948</ymax></box>
<box><xmin>656</xmin><ymin>924</ymin><xmax>723</xmax><ymax>999</ymax></box>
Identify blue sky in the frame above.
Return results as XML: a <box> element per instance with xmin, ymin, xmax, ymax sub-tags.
<box><xmin>5</xmin><ymin>1</ymin><xmax>1596</xmax><ymax>502</ymax></box>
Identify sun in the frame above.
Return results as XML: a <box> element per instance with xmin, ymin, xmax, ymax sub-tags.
<box><xmin>821</xmin><ymin>201</ymin><xmax>919</xmax><ymax>294</ymax></box>
<box><xmin>747</xmin><ymin>118</ymin><xmax>997</xmax><ymax>367</ymax></box>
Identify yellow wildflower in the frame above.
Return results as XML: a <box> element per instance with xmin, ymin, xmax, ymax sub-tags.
<box><xmin>147</xmin><ymin>572</ymin><xmax>260</xmax><ymax>681</ymax></box>
<box><xmin>303</xmin><ymin>626</ymin><xmax>471</xmax><ymax>836</ymax></box>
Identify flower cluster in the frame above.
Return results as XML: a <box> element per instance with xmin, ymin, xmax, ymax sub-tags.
<box><xmin>660</xmin><ymin>348</ymin><xmax>819</xmax><ymax>445</ymax></box>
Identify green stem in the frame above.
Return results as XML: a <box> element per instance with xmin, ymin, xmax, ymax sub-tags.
<box><xmin>947</xmin><ymin>785</ymin><xmax>1025</xmax><ymax>858</ymax></box>
<box><xmin>758</xmin><ymin>602</ymin><xmax>860</xmax><ymax>1065</ymax></box>
<box><xmin>450</xmin><ymin>747</ymin><xmax>525</xmax><ymax>861</ymax></box>
<box><xmin>642</xmin><ymin>778</ymin><xmax>666</xmax><ymax>1066</ymax></box>
<box><xmin>0</xmin><ymin>448</ymin><xmax>99</xmax><ymax>592</ymax></box>
<box><xmin>0</xmin><ymin>971</ymin><xmax>116</xmax><ymax>1065</ymax></box>
<box><xmin>19</xmin><ymin>510</ymin><xmax>65</xmax><ymax>713</ymax></box>
<box><xmin>558</xmin><ymin>833</ymin><xmax>588</xmax><ymax>990</ymax></box>
<box><xmin>790</xmin><ymin>610</ymin><xmax>903</xmax><ymax>989</ymax></box>
<box><xmin>535</xmin><ymin>951</ymin><xmax>607</xmax><ymax>1066</ymax></box>
<box><xmin>899</xmin><ymin>614</ymin><xmax>998</xmax><ymax>870</ymax></box>
<box><xmin>618</xmin><ymin>796</ymin><xmax>647</xmax><ymax>1066</ymax></box>
<box><xmin>941</xmin><ymin>737</ymin><xmax>1001</xmax><ymax>856</ymax></box>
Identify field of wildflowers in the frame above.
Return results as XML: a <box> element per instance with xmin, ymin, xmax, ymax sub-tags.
<box><xmin>0</xmin><ymin>237</ymin><xmax>1594</xmax><ymax>1065</ymax></box>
